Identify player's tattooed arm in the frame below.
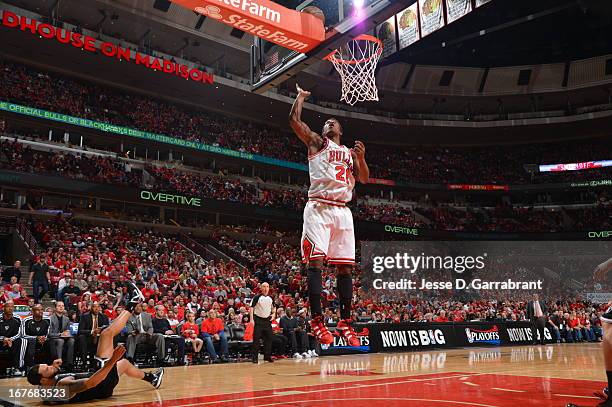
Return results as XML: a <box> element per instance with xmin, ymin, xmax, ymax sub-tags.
<box><xmin>289</xmin><ymin>84</ymin><xmax>323</xmax><ymax>152</ymax></box>
<box><xmin>351</xmin><ymin>140</ymin><xmax>369</xmax><ymax>184</ymax></box>
<box><xmin>58</xmin><ymin>377</ymin><xmax>90</xmax><ymax>397</ymax></box>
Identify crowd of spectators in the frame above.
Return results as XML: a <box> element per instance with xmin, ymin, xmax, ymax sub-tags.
<box><xmin>0</xmin><ymin>217</ymin><xmax>605</xmax><ymax>376</ymax></box>
<box><xmin>415</xmin><ymin>201</ymin><xmax>611</xmax><ymax>232</ymax></box>
<box><xmin>1</xmin><ymin>60</ymin><xmax>610</xmax><ymax>185</ymax></box>
<box><xmin>2</xmin><ymin>138</ymin><xmax>610</xmax><ymax>232</ymax></box>
<box><xmin>0</xmin><ymin>139</ymin><xmax>141</xmax><ymax>187</ymax></box>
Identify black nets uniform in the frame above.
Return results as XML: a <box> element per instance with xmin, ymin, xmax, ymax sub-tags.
<box><xmin>0</xmin><ymin>313</ymin><xmax>22</xmax><ymax>367</ymax></box>
<box><xmin>21</xmin><ymin>316</ymin><xmax>51</xmax><ymax>368</ymax></box>
<box><xmin>42</xmin><ymin>361</ymin><xmax>119</xmax><ymax>403</ymax></box>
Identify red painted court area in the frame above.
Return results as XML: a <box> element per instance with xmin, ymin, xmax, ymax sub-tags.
<box><xmin>120</xmin><ymin>372</ymin><xmax>604</xmax><ymax>407</ymax></box>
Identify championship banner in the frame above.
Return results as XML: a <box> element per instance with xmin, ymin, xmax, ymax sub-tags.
<box><xmin>0</xmin><ymin>11</ymin><xmax>214</xmax><ymax>85</ymax></box>
<box><xmin>475</xmin><ymin>0</ymin><xmax>491</xmax><ymax>7</ymax></box>
<box><xmin>170</xmin><ymin>0</ymin><xmax>324</xmax><ymax>53</ymax></box>
<box><xmin>445</xmin><ymin>0</ymin><xmax>472</xmax><ymax>24</ymax></box>
<box><xmin>539</xmin><ymin>160</ymin><xmax>612</xmax><ymax>172</ymax></box>
<box><xmin>418</xmin><ymin>0</ymin><xmax>444</xmax><ymax>37</ymax></box>
<box><xmin>375</xmin><ymin>16</ymin><xmax>398</xmax><ymax>59</ymax></box>
<box><xmin>396</xmin><ymin>3</ymin><xmax>420</xmax><ymax>50</ymax></box>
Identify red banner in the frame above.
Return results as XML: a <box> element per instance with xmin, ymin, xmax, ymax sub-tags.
<box><xmin>170</xmin><ymin>0</ymin><xmax>324</xmax><ymax>53</ymax></box>
<box><xmin>447</xmin><ymin>184</ymin><xmax>509</xmax><ymax>191</ymax></box>
<box><xmin>1</xmin><ymin>11</ymin><xmax>214</xmax><ymax>85</ymax></box>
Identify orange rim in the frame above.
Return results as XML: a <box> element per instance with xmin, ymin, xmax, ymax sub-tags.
<box><xmin>324</xmin><ymin>34</ymin><xmax>383</xmax><ymax>65</ymax></box>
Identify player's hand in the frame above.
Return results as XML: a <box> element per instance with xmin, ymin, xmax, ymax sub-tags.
<box><xmin>111</xmin><ymin>345</ymin><xmax>126</xmax><ymax>363</ymax></box>
<box><xmin>353</xmin><ymin>141</ymin><xmax>365</xmax><ymax>160</ymax></box>
<box><xmin>296</xmin><ymin>84</ymin><xmax>311</xmax><ymax>99</ymax></box>
<box><xmin>52</xmin><ymin>359</ymin><xmax>62</xmax><ymax>369</ymax></box>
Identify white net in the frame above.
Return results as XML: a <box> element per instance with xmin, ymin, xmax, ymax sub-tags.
<box><xmin>326</xmin><ymin>35</ymin><xmax>383</xmax><ymax>106</ymax></box>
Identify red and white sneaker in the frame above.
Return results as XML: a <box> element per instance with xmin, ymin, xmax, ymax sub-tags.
<box><xmin>309</xmin><ymin>316</ymin><xmax>334</xmax><ymax>345</ymax></box>
<box><xmin>336</xmin><ymin>319</ymin><xmax>361</xmax><ymax>347</ymax></box>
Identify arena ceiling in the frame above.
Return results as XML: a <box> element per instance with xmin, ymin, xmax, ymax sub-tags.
<box><xmin>384</xmin><ymin>0</ymin><xmax>612</xmax><ymax>68</ymax></box>
<box><xmin>6</xmin><ymin>0</ymin><xmax>612</xmax><ymax>76</ymax></box>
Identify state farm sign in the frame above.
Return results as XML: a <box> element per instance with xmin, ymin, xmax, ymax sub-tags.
<box><xmin>171</xmin><ymin>0</ymin><xmax>325</xmax><ymax>52</ymax></box>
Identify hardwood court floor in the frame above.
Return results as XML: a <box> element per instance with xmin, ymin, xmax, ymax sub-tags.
<box><xmin>0</xmin><ymin>343</ymin><xmax>605</xmax><ymax>407</ymax></box>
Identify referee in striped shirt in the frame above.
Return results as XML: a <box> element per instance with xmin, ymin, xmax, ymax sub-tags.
<box><xmin>250</xmin><ymin>282</ymin><xmax>274</xmax><ymax>363</ymax></box>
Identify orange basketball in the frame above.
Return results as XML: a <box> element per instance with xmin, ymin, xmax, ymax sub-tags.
<box><xmin>301</xmin><ymin>5</ymin><xmax>325</xmax><ymax>26</ymax></box>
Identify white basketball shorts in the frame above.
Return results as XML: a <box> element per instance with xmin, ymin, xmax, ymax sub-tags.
<box><xmin>301</xmin><ymin>200</ymin><xmax>355</xmax><ymax>265</ymax></box>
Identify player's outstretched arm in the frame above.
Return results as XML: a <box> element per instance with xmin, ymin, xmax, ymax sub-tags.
<box><xmin>59</xmin><ymin>345</ymin><xmax>125</xmax><ymax>396</ymax></box>
<box><xmin>289</xmin><ymin>84</ymin><xmax>323</xmax><ymax>150</ymax></box>
<box><xmin>351</xmin><ymin>140</ymin><xmax>369</xmax><ymax>184</ymax></box>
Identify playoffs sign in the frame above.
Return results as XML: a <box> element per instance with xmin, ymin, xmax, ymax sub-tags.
<box><xmin>319</xmin><ymin>325</ymin><xmax>370</xmax><ymax>355</ymax></box>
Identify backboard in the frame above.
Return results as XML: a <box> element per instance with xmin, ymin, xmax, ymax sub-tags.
<box><xmin>250</xmin><ymin>0</ymin><xmax>415</xmax><ymax>94</ymax></box>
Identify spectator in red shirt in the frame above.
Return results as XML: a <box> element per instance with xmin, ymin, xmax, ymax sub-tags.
<box><xmin>200</xmin><ymin>309</ymin><xmax>229</xmax><ymax>363</ymax></box>
<box><xmin>243</xmin><ymin>316</ymin><xmax>254</xmax><ymax>341</ymax></box>
<box><xmin>181</xmin><ymin>311</ymin><xmax>203</xmax><ymax>353</ymax></box>
<box><xmin>568</xmin><ymin>312</ymin><xmax>584</xmax><ymax>342</ymax></box>
<box><xmin>103</xmin><ymin>302</ymin><xmax>118</xmax><ymax>321</ymax></box>
<box><xmin>145</xmin><ymin>299</ymin><xmax>157</xmax><ymax>316</ymax></box>
<box><xmin>433</xmin><ymin>310</ymin><xmax>449</xmax><ymax>323</ymax></box>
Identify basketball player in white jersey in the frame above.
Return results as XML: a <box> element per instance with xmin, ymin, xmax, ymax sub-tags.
<box><xmin>289</xmin><ymin>84</ymin><xmax>369</xmax><ymax>347</ymax></box>
<box><xmin>568</xmin><ymin>257</ymin><xmax>612</xmax><ymax>407</ymax></box>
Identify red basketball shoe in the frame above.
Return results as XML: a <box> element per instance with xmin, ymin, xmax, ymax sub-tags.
<box><xmin>309</xmin><ymin>316</ymin><xmax>334</xmax><ymax>345</ymax></box>
<box><xmin>336</xmin><ymin>319</ymin><xmax>361</xmax><ymax>347</ymax></box>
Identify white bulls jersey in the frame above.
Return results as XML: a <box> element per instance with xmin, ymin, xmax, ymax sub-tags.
<box><xmin>307</xmin><ymin>137</ymin><xmax>355</xmax><ymax>205</ymax></box>
<box><xmin>301</xmin><ymin>137</ymin><xmax>356</xmax><ymax>265</ymax></box>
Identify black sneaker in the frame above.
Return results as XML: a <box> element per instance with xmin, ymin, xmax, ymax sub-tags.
<box><xmin>150</xmin><ymin>368</ymin><xmax>164</xmax><ymax>389</ymax></box>
<box><xmin>125</xmin><ymin>281</ymin><xmax>145</xmax><ymax>312</ymax></box>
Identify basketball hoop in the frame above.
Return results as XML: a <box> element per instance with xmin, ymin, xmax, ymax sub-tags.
<box><xmin>324</xmin><ymin>34</ymin><xmax>383</xmax><ymax>106</ymax></box>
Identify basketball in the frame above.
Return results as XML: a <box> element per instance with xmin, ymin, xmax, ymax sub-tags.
<box><xmin>301</xmin><ymin>5</ymin><xmax>326</xmax><ymax>26</ymax></box>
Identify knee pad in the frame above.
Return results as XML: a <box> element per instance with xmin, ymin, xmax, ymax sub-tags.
<box><xmin>307</xmin><ymin>267</ymin><xmax>322</xmax><ymax>295</ymax></box>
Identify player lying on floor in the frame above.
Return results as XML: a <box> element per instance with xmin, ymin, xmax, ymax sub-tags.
<box><xmin>26</xmin><ymin>282</ymin><xmax>163</xmax><ymax>403</ymax></box>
